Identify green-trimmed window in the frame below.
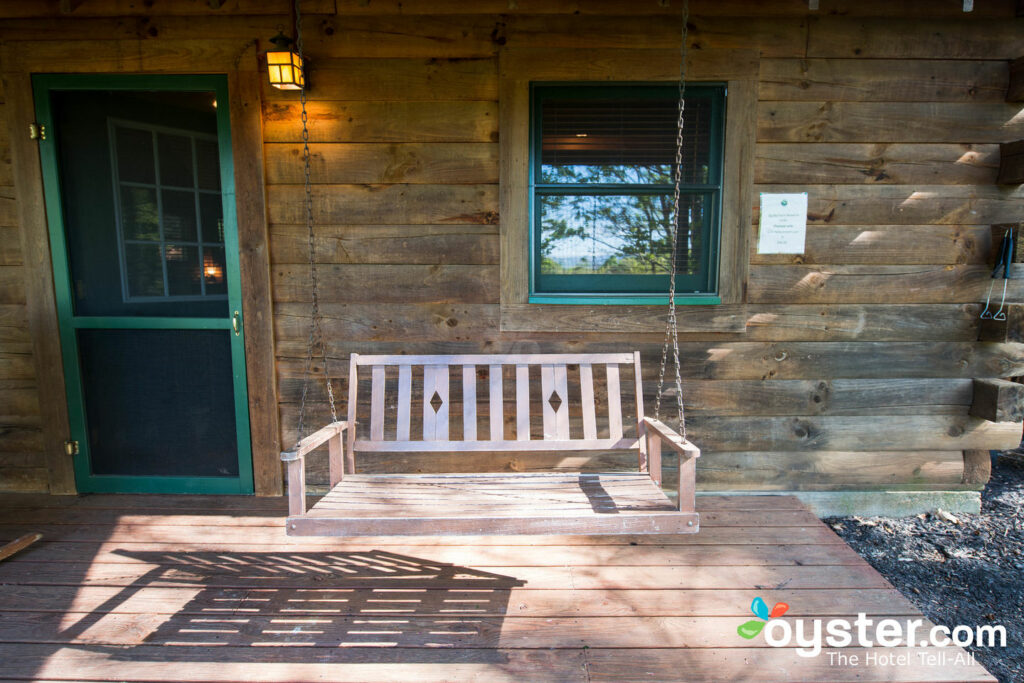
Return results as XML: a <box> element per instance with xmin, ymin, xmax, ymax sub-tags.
<box><xmin>530</xmin><ymin>83</ymin><xmax>725</xmax><ymax>301</ymax></box>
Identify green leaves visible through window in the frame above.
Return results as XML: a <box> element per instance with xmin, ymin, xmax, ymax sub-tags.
<box><xmin>531</xmin><ymin>84</ymin><xmax>725</xmax><ymax>299</ymax></box>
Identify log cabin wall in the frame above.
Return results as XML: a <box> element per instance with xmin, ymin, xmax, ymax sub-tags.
<box><xmin>0</xmin><ymin>1</ymin><xmax>1022</xmax><ymax>513</ymax></box>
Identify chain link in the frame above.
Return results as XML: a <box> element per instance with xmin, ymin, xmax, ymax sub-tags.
<box><xmin>653</xmin><ymin>0</ymin><xmax>689</xmax><ymax>440</ymax></box>
<box><xmin>295</xmin><ymin>0</ymin><xmax>338</xmax><ymax>446</ymax></box>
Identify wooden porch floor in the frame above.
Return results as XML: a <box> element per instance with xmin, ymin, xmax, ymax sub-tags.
<box><xmin>0</xmin><ymin>492</ymin><xmax>995</xmax><ymax>682</ymax></box>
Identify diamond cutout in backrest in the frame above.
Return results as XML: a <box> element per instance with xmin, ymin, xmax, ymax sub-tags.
<box><xmin>429</xmin><ymin>391</ymin><xmax>444</xmax><ymax>413</ymax></box>
<box><xmin>548</xmin><ymin>391</ymin><xmax>562</xmax><ymax>413</ymax></box>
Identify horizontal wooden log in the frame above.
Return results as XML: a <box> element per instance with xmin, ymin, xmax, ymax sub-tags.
<box><xmin>0</xmin><ymin>15</ymin><xmax>500</xmax><ymax>59</ymax></box>
<box><xmin>276</xmin><ymin>341</ymin><xmax>1024</xmax><ymax>381</ymax></box>
<box><xmin>755</xmin><ymin>143</ymin><xmax>998</xmax><ymax>185</ymax></box>
<box><xmin>1009</xmin><ymin>56</ymin><xmax>1024</xmax><ymax>102</ymax></box>
<box><xmin>758</xmin><ymin>102</ymin><xmax>1024</xmax><ymax>143</ymax></box>
<box><xmin>500</xmin><ymin>47</ymin><xmax>759</xmax><ymax>82</ymax></box>
<box><xmin>758</xmin><ymin>59</ymin><xmax>1009</xmax><ymax>103</ymax></box>
<box><xmin>754</xmin><ymin>184</ymin><xmax>1024</xmax><ymax>226</ymax></box>
<box><xmin>1</xmin><ymin>38</ymin><xmax>260</xmax><ymax>73</ymax></box>
<box><xmin>278</xmin><ymin>375</ymin><xmax>973</xmax><ymax>418</ymax></box>
<box><xmin>969</xmin><ymin>378</ymin><xmax>1024</xmax><ymax>422</ymax></box>
<box><xmin>269</xmin><ymin>225</ymin><xmax>498</xmax><ymax>265</ymax></box>
<box><xmin>0</xmin><ymin>192</ymin><xmax>14</xmax><ymax>227</ymax></box>
<box><xmin>265</xmin><ymin>143</ymin><xmax>498</xmax><ymax>185</ymax></box>
<box><xmin>998</xmin><ymin>139</ymin><xmax>1024</xmax><ymax>184</ymax></box>
<box><xmin>0</xmin><ymin>353</ymin><xmax>34</xmax><ymax>382</ymax></box>
<box><xmin>978</xmin><ymin>303</ymin><xmax>1024</xmax><ymax>342</ymax></box>
<box><xmin>0</xmin><ymin>466</ymin><xmax>47</xmax><ymax>492</ymax></box>
<box><xmin>690</xmin><ymin>415</ymin><xmax>1019</xmax><ymax>452</ymax></box>
<box><xmin>275</xmin><ymin>303</ymin><xmax>501</xmax><ymax>343</ymax></box>
<box><xmin>0</xmin><ymin>0</ymin><xmax>335</xmax><ymax>17</ymax></box>
<box><xmin>0</xmin><ymin>268</ymin><xmax>23</xmax><ymax>305</ymax></box>
<box><xmin>267</xmin><ymin>184</ymin><xmax>497</xmax><ymax>225</ymax></box>
<box><xmin>499</xmin><ymin>304</ymin><xmax>746</xmax><ymax>334</ymax></box>
<box><xmin>262</xmin><ymin>101</ymin><xmax>498</xmax><ymax>143</ymax></box>
<box><xmin>282</xmin><ymin>414</ymin><xmax>1022</xmax><ymax>457</ymax></box>
<box><xmin>697</xmin><ymin>450</ymin><xmax>966</xmax><ymax>490</ymax></box>
<box><xmin>502</xmin><ymin>15</ymin><xmax>806</xmax><ymax>57</ymax></box>
<box><xmin>272</xmin><ymin>302</ymin><xmax>987</xmax><ymax>343</ymax></box>
<box><xmin>808</xmin><ymin>17</ymin><xmax>1024</xmax><ymax>59</ymax></box>
<box><xmin>748</xmin><ymin>264</ymin><xmax>1024</xmax><ymax>304</ymax></box>
<box><xmin>329</xmin><ymin>0</ymin><xmax>1019</xmax><ymax>17</ymax></box>
<box><xmin>0</xmin><ymin>387</ymin><xmax>40</xmax><ymax>422</ymax></box>
<box><xmin>0</xmin><ymin>227</ymin><xmax>22</xmax><ymax>266</ymax></box>
<box><xmin>265</xmin><ymin>59</ymin><xmax>497</xmax><ymax>102</ymax></box>
<box><xmin>750</xmin><ymin>225</ymin><xmax>995</xmax><ymax>265</ymax></box>
<box><xmin>272</xmin><ymin>264</ymin><xmax>498</xmax><ymax>304</ymax></box>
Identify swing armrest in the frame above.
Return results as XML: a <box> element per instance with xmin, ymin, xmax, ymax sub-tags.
<box><xmin>282</xmin><ymin>421</ymin><xmax>349</xmax><ymax>518</ymax></box>
<box><xmin>642</xmin><ymin>417</ymin><xmax>700</xmax><ymax>461</ymax></box>
<box><xmin>642</xmin><ymin>417</ymin><xmax>700</xmax><ymax>513</ymax></box>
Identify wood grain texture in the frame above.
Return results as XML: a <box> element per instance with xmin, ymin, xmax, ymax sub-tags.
<box><xmin>754</xmin><ymin>184</ymin><xmax>1024</xmax><ymax>226</ymax></box>
<box><xmin>228</xmin><ymin>70</ymin><xmax>280</xmax><ymax>496</ymax></box>
<box><xmin>808</xmin><ymin>16</ymin><xmax>1024</xmax><ymax>59</ymax></box>
<box><xmin>758</xmin><ymin>102</ymin><xmax>1024</xmax><ymax>143</ymax></box>
<box><xmin>755</xmin><ymin>144</ymin><xmax>999</xmax><ymax>185</ymax></box>
<box><xmin>759</xmin><ymin>59</ymin><xmax>1010</xmax><ymax>103</ymax></box>
<box><xmin>750</xmin><ymin>225</ymin><xmax>996</xmax><ymax>265</ymax></box>
<box><xmin>265</xmin><ymin>143</ymin><xmax>498</xmax><ymax>185</ymax></box>
<box><xmin>269</xmin><ymin>224</ymin><xmax>498</xmax><ymax>266</ymax></box>
<box><xmin>2</xmin><ymin>69</ymin><xmax>70</xmax><ymax>494</ymax></box>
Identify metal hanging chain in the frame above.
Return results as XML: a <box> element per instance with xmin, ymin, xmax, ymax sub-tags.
<box><xmin>295</xmin><ymin>0</ymin><xmax>339</xmax><ymax>446</ymax></box>
<box><xmin>654</xmin><ymin>0</ymin><xmax>689</xmax><ymax>440</ymax></box>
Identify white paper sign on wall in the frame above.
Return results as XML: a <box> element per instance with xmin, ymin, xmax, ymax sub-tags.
<box><xmin>757</xmin><ymin>193</ymin><xmax>808</xmax><ymax>254</ymax></box>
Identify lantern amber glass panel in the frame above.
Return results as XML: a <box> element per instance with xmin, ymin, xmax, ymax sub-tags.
<box><xmin>267</xmin><ymin>48</ymin><xmax>304</xmax><ymax>90</ymax></box>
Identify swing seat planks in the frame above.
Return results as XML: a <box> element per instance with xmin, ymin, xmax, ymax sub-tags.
<box><xmin>281</xmin><ymin>352</ymin><xmax>700</xmax><ymax>537</ymax></box>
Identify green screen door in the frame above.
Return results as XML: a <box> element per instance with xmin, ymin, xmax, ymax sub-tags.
<box><xmin>35</xmin><ymin>75</ymin><xmax>253</xmax><ymax>494</ymax></box>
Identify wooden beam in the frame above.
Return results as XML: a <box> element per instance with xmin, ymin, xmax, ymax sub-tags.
<box><xmin>962</xmin><ymin>449</ymin><xmax>993</xmax><ymax>489</ymax></box>
<box><xmin>978</xmin><ymin>303</ymin><xmax>1024</xmax><ymax>342</ymax></box>
<box><xmin>227</xmin><ymin>70</ymin><xmax>281</xmax><ymax>497</ymax></box>
<box><xmin>2</xmin><ymin>68</ymin><xmax>75</xmax><ymax>494</ymax></box>
<box><xmin>997</xmin><ymin>140</ymin><xmax>1024</xmax><ymax>184</ymax></box>
<box><xmin>970</xmin><ymin>378</ymin><xmax>1024</xmax><ymax>423</ymax></box>
<box><xmin>1008</xmin><ymin>57</ymin><xmax>1024</xmax><ymax>101</ymax></box>
<box><xmin>0</xmin><ymin>532</ymin><xmax>41</xmax><ymax>561</ymax></box>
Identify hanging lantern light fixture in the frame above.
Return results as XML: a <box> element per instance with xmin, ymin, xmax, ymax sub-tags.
<box><xmin>266</xmin><ymin>30</ymin><xmax>304</xmax><ymax>90</ymax></box>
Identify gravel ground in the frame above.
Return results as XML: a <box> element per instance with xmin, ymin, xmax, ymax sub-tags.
<box><xmin>827</xmin><ymin>452</ymin><xmax>1024</xmax><ymax>683</ymax></box>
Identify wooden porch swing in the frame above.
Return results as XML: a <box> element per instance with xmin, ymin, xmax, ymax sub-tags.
<box><xmin>280</xmin><ymin>0</ymin><xmax>701</xmax><ymax>537</ymax></box>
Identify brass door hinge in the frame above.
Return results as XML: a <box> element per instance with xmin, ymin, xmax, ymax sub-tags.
<box><xmin>29</xmin><ymin>123</ymin><xmax>46</xmax><ymax>141</ymax></box>
<box><xmin>64</xmin><ymin>440</ymin><xmax>79</xmax><ymax>456</ymax></box>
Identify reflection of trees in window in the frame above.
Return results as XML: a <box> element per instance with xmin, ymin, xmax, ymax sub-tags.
<box><xmin>532</xmin><ymin>85</ymin><xmax>723</xmax><ymax>295</ymax></box>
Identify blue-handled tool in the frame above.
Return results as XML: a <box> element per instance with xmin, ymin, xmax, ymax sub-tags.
<box><xmin>980</xmin><ymin>226</ymin><xmax>1015</xmax><ymax>320</ymax></box>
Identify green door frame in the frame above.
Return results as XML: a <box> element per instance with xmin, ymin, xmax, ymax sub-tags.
<box><xmin>34</xmin><ymin>73</ymin><xmax>254</xmax><ymax>494</ymax></box>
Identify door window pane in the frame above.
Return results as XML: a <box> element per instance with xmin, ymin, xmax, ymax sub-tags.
<box><xmin>195</xmin><ymin>139</ymin><xmax>221</xmax><ymax>191</ymax></box>
<box><xmin>166</xmin><ymin>244</ymin><xmax>202</xmax><ymax>296</ymax></box>
<box><xmin>124</xmin><ymin>243</ymin><xmax>164</xmax><ymax>297</ymax></box>
<box><xmin>115</xmin><ymin>127</ymin><xmax>155</xmax><ymax>184</ymax></box>
<box><xmin>119</xmin><ymin>186</ymin><xmax>160</xmax><ymax>241</ymax></box>
<box><xmin>158</xmin><ymin>132</ymin><xmax>195</xmax><ymax>188</ymax></box>
<box><xmin>110</xmin><ymin>120</ymin><xmax>227</xmax><ymax>303</ymax></box>
<box><xmin>162</xmin><ymin>189</ymin><xmax>198</xmax><ymax>242</ymax></box>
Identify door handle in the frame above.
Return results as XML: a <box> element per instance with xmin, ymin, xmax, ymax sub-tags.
<box><xmin>232</xmin><ymin>311</ymin><xmax>241</xmax><ymax>336</ymax></box>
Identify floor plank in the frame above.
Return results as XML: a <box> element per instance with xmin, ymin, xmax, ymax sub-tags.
<box><xmin>0</xmin><ymin>492</ymin><xmax>994</xmax><ymax>683</ymax></box>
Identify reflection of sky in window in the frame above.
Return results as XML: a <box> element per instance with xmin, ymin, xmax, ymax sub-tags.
<box><xmin>540</xmin><ymin>164</ymin><xmax>673</xmax><ymax>185</ymax></box>
<box><xmin>540</xmin><ymin>193</ymin><xmax>704</xmax><ymax>275</ymax></box>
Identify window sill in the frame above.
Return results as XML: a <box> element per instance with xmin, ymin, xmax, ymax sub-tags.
<box><xmin>500</xmin><ymin>302</ymin><xmax>747</xmax><ymax>334</ymax></box>
<box><xmin>528</xmin><ymin>295</ymin><xmax>723</xmax><ymax>306</ymax></box>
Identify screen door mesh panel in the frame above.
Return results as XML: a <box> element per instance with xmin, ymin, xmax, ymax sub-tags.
<box><xmin>78</xmin><ymin>329</ymin><xmax>239</xmax><ymax>477</ymax></box>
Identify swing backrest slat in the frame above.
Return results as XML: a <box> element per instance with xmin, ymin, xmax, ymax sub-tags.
<box><xmin>348</xmin><ymin>353</ymin><xmax>646</xmax><ymax>455</ymax></box>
